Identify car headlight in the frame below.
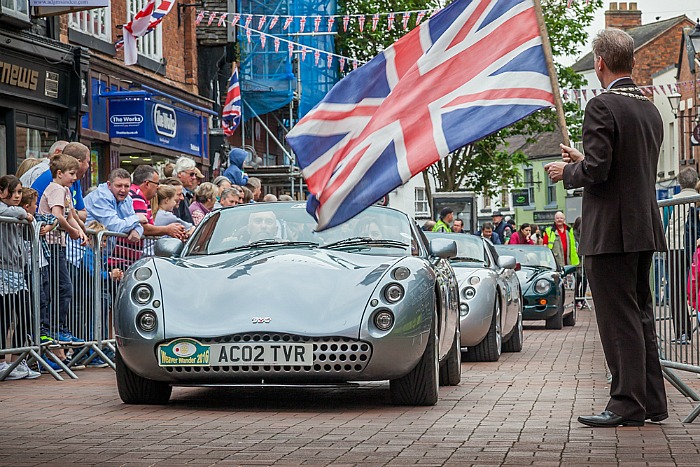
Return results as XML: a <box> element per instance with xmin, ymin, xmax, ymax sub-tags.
<box><xmin>374</xmin><ymin>310</ymin><xmax>395</xmax><ymax>331</ymax></box>
<box><xmin>392</xmin><ymin>267</ymin><xmax>410</xmax><ymax>280</ymax></box>
<box><xmin>133</xmin><ymin>284</ymin><xmax>153</xmax><ymax>304</ymax></box>
<box><xmin>459</xmin><ymin>303</ymin><xmax>469</xmax><ymax>317</ymax></box>
<box><xmin>137</xmin><ymin>310</ymin><xmax>157</xmax><ymax>332</ymax></box>
<box><xmin>384</xmin><ymin>283</ymin><xmax>405</xmax><ymax>303</ymax></box>
<box><xmin>535</xmin><ymin>279</ymin><xmax>552</xmax><ymax>294</ymax></box>
<box><xmin>462</xmin><ymin>286</ymin><xmax>476</xmax><ymax>300</ymax></box>
<box><xmin>134</xmin><ymin>267</ymin><xmax>152</xmax><ymax>281</ymax></box>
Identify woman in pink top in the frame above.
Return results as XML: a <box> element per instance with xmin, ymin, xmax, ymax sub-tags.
<box><xmin>507</xmin><ymin>223</ymin><xmax>534</xmax><ymax>245</ymax></box>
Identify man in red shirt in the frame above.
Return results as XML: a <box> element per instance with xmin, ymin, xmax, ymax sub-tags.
<box><xmin>130</xmin><ymin>165</ymin><xmax>186</xmax><ymax>239</ymax></box>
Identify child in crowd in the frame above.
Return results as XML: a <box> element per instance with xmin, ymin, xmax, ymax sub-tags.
<box><xmin>19</xmin><ymin>187</ymin><xmax>68</xmax><ymax>372</ymax></box>
<box><xmin>153</xmin><ymin>185</ymin><xmax>195</xmax><ymax>236</ymax></box>
<box><xmin>0</xmin><ymin>175</ymin><xmax>39</xmax><ymax>380</ymax></box>
<box><xmin>38</xmin><ymin>154</ymin><xmax>88</xmax><ymax>345</ymax></box>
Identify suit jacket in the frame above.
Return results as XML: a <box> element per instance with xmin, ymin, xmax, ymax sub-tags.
<box><xmin>563</xmin><ymin>78</ymin><xmax>666</xmax><ymax>256</ymax></box>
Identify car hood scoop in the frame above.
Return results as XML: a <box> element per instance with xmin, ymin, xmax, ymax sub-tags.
<box><xmin>153</xmin><ymin>249</ymin><xmax>397</xmax><ymax>339</ymax></box>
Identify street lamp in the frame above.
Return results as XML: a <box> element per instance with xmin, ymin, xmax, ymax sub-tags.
<box><xmin>668</xmin><ymin>92</ymin><xmax>681</xmax><ymax>117</ymax></box>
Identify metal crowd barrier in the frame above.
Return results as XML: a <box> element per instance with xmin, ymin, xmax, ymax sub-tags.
<box><xmin>0</xmin><ymin>213</ymin><xmax>164</xmax><ymax>382</ymax></box>
<box><xmin>0</xmin><ymin>216</ymin><xmax>59</xmax><ymax>381</ymax></box>
<box><xmin>655</xmin><ymin>194</ymin><xmax>700</xmax><ymax>423</ymax></box>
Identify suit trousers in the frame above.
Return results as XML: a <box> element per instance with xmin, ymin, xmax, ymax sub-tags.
<box><xmin>585</xmin><ymin>251</ymin><xmax>667</xmax><ymax>421</ymax></box>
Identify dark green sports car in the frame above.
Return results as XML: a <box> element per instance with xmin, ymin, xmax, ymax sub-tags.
<box><xmin>495</xmin><ymin>245</ymin><xmax>577</xmax><ymax>329</ymax></box>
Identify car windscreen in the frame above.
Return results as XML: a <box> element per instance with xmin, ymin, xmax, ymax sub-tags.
<box><xmin>185</xmin><ymin>203</ymin><xmax>414</xmax><ymax>256</ymax></box>
<box><xmin>425</xmin><ymin>232</ymin><xmax>486</xmax><ymax>265</ymax></box>
<box><xmin>496</xmin><ymin>245</ymin><xmax>557</xmax><ymax>269</ymax></box>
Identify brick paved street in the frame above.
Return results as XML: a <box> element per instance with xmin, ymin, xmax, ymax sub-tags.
<box><xmin>2</xmin><ymin>309</ymin><xmax>700</xmax><ymax>466</ymax></box>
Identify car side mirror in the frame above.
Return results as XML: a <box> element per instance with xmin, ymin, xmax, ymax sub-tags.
<box><xmin>155</xmin><ymin>237</ymin><xmax>184</xmax><ymax>258</ymax></box>
<box><xmin>497</xmin><ymin>255</ymin><xmax>517</xmax><ymax>270</ymax></box>
<box><xmin>429</xmin><ymin>238</ymin><xmax>457</xmax><ymax>259</ymax></box>
<box><xmin>562</xmin><ymin>264</ymin><xmax>577</xmax><ymax>276</ymax></box>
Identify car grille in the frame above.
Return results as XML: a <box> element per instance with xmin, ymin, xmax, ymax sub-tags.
<box><xmin>163</xmin><ymin>333</ymin><xmax>373</xmax><ymax>376</ymax></box>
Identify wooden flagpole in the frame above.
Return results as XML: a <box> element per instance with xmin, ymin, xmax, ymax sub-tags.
<box><xmin>533</xmin><ymin>0</ymin><xmax>570</xmax><ymax>147</ymax></box>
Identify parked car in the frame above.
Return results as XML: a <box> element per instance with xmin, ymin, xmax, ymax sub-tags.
<box><xmin>425</xmin><ymin>232</ymin><xmax>523</xmax><ymax>362</ymax></box>
<box><xmin>115</xmin><ymin>203</ymin><xmax>462</xmax><ymax>406</ymax></box>
<box><xmin>495</xmin><ymin>245</ymin><xmax>577</xmax><ymax>329</ymax></box>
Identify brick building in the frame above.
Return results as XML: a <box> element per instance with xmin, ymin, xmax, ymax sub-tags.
<box><xmin>675</xmin><ymin>22</ymin><xmax>700</xmax><ymax>169</ymax></box>
<box><xmin>0</xmin><ymin>1</ymin><xmax>214</xmax><ymax>185</ymax></box>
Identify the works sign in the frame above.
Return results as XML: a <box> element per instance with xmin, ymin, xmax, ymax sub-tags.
<box><xmin>109</xmin><ymin>98</ymin><xmax>206</xmax><ymax>158</ymax></box>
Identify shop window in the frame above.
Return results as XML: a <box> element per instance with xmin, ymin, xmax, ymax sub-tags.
<box><xmin>128</xmin><ymin>0</ymin><xmax>163</xmax><ymax>62</ymax></box>
<box><xmin>0</xmin><ymin>0</ymin><xmax>29</xmax><ymax>24</ymax></box>
<box><xmin>415</xmin><ymin>188</ymin><xmax>429</xmax><ymax>217</ymax></box>
<box><xmin>15</xmin><ymin>127</ymin><xmax>57</xmax><ymax>164</ymax></box>
<box><xmin>70</xmin><ymin>4</ymin><xmax>111</xmax><ymax>41</ymax></box>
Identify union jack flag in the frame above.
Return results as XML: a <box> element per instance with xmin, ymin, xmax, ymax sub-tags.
<box><xmin>286</xmin><ymin>0</ymin><xmax>556</xmax><ymax>231</ymax></box>
<box><xmin>116</xmin><ymin>0</ymin><xmax>175</xmax><ymax>66</ymax></box>
<box><xmin>221</xmin><ymin>64</ymin><xmax>242</xmax><ymax>137</ymax></box>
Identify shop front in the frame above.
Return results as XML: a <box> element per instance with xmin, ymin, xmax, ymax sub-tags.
<box><xmin>80</xmin><ymin>60</ymin><xmax>214</xmax><ymax>181</ymax></box>
<box><xmin>0</xmin><ymin>28</ymin><xmax>87</xmax><ymax>175</ymax></box>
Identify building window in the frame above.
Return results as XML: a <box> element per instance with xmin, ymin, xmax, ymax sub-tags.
<box><xmin>483</xmin><ymin>191</ymin><xmax>491</xmax><ymax>210</ymax></box>
<box><xmin>500</xmin><ymin>188</ymin><xmax>509</xmax><ymax>210</ymax></box>
<box><xmin>70</xmin><ymin>5</ymin><xmax>112</xmax><ymax>41</ymax></box>
<box><xmin>1</xmin><ymin>0</ymin><xmax>29</xmax><ymax>21</ymax></box>
<box><xmin>415</xmin><ymin>188</ymin><xmax>429</xmax><ymax>217</ymax></box>
<box><xmin>546</xmin><ymin>173</ymin><xmax>557</xmax><ymax>206</ymax></box>
<box><xmin>524</xmin><ymin>167</ymin><xmax>535</xmax><ymax>205</ymax></box>
<box><xmin>128</xmin><ymin>0</ymin><xmax>162</xmax><ymax>62</ymax></box>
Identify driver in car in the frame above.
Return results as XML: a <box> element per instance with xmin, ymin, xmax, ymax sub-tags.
<box><xmin>248</xmin><ymin>211</ymin><xmax>278</xmax><ymax>241</ymax></box>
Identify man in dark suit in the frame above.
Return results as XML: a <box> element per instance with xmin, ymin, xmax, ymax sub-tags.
<box><xmin>545</xmin><ymin>28</ymin><xmax>667</xmax><ymax>427</ymax></box>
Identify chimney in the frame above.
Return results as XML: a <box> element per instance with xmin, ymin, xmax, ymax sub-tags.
<box><xmin>605</xmin><ymin>2</ymin><xmax>642</xmax><ymax>30</ymax></box>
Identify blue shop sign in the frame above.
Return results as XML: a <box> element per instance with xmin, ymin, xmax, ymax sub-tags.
<box><xmin>109</xmin><ymin>98</ymin><xmax>207</xmax><ymax>158</ymax></box>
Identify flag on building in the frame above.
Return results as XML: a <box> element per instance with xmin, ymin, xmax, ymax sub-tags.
<box><xmin>221</xmin><ymin>64</ymin><xmax>242</xmax><ymax>136</ymax></box>
<box><xmin>286</xmin><ymin>0</ymin><xmax>556</xmax><ymax>231</ymax></box>
<box><xmin>117</xmin><ymin>0</ymin><xmax>175</xmax><ymax>66</ymax></box>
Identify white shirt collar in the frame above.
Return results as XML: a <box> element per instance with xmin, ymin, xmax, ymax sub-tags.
<box><xmin>606</xmin><ymin>77</ymin><xmax>632</xmax><ymax>90</ymax></box>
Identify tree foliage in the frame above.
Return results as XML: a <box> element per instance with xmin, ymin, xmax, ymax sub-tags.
<box><xmin>336</xmin><ymin>0</ymin><xmax>602</xmax><ymax>199</ymax></box>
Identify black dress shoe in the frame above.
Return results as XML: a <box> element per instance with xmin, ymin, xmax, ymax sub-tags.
<box><xmin>578</xmin><ymin>410</ymin><xmax>644</xmax><ymax>427</ymax></box>
<box><xmin>646</xmin><ymin>412</ymin><xmax>668</xmax><ymax>422</ymax></box>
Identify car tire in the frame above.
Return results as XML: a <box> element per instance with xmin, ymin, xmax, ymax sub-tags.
<box><xmin>116</xmin><ymin>350</ymin><xmax>172</xmax><ymax>405</ymax></box>
<box><xmin>390</xmin><ymin>307</ymin><xmax>439</xmax><ymax>406</ymax></box>
<box><xmin>545</xmin><ymin>287</ymin><xmax>564</xmax><ymax>330</ymax></box>
<box><xmin>439</xmin><ymin>324</ymin><xmax>461</xmax><ymax>386</ymax></box>
<box><xmin>563</xmin><ymin>302</ymin><xmax>576</xmax><ymax>327</ymax></box>
<box><xmin>503</xmin><ymin>309</ymin><xmax>523</xmax><ymax>353</ymax></box>
<box><xmin>468</xmin><ymin>297</ymin><xmax>502</xmax><ymax>362</ymax></box>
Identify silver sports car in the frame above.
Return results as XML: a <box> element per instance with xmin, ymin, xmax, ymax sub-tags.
<box><xmin>426</xmin><ymin>233</ymin><xmax>523</xmax><ymax>362</ymax></box>
<box><xmin>115</xmin><ymin>203</ymin><xmax>462</xmax><ymax>406</ymax></box>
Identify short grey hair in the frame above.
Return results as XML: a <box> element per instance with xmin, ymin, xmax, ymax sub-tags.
<box><xmin>132</xmin><ymin>165</ymin><xmax>157</xmax><ymax>185</ymax></box>
<box><xmin>62</xmin><ymin>142</ymin><xmax>89</xmax><ymax>161</ymax></box>
<box><xmin>174</xmin><ymin>156</ymin><xmax>196</xmax><ymax>174</ymax></box>
<box><xmin>678</xmin><ymin>167</ymin><xmax>699</xmax><ymax>189</ymax></box>
<box><xmin>592</xmin><ymin>28</ymin><xmax>634</xmax><ymax>74</ymax></box>
<box><xmin>48</xmin><ymin>140</ymin><xmax>69</xmax><ymax>156</ymax></box>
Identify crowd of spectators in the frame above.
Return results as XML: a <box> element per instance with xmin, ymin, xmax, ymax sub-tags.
<box><xmin>1</xmin><ymin>145</ymin><xmax>295</xmax><ymax>380</ymax></box>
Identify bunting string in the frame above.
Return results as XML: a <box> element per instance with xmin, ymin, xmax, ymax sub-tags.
<box><xmin>561</xmin><ymin>79</ymin><xmax>700</xmax><ymax>102</ymax></box>
<box><xmin>193</xmin><ymin>9</ymin><xmax>439</xmax><ymax>33</ymax></box>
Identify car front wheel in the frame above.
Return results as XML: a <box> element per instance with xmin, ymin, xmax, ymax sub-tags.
<box><xmin>468</xmin><ymin>297</ymin><xmax>502</xmax><ymax>362</ymax></box>
<box><xmin>390</xmin><ymin>307</ymin><xmax>439</xmax><ymax>406</ymax></box>
<box><xmin>116</xmin><ymin>350</ymin><xmax>172</xmax><ymax>405</ymax></box>
<box><xmin>440</xmin><ymin>324</ymin><xmax>461</xmax><ymax>386</ymax></box>
<box><xmin>546</xmin><ymin>287</ymin><xmax>565</xmax><ymax>330</ymax></box>
<box><xmin>503</xmin><ymin>309</ymin><xmax>523</xmax><ymax>353</ymax></box>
